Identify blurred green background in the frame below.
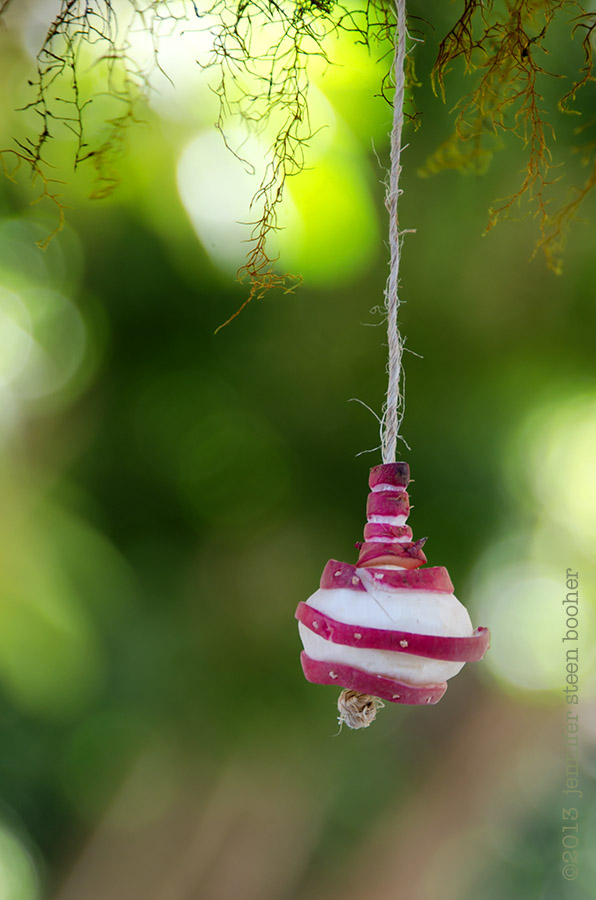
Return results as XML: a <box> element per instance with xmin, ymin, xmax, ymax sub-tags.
<box><xmin>0</xmin><ymin>1</ymin><xmax>595</xmax><ymax>899</ymax></box>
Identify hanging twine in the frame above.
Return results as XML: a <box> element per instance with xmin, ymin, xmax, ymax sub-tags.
<box><xmin>381</xmin><ymin>0</ymin><xmax>408</xmax><ymax>465</ymax></box>
<box><xmin>338</xmin><ymin>0</ymin><xmax>409</xmax><ymax>731</ymax></box>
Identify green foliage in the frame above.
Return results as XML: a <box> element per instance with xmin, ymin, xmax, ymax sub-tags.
<box><xmin>1</xmin><ymin>0</ymin><xmax>595</xmax><ymax>295</ymax></box>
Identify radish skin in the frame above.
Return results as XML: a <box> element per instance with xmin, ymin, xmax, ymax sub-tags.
<box><xmin>367</xmin><ymin>491</ymin><xmax>410</xmax><ymax>520</ymax></box>
<box><xmin>363</xmin><ymin>523</ymin><xmax>412</xmax><ymax>542</ymax></box>
<box><xmin>369</xmin><ymin>462</ymin><xmax>410</xmax><ymax>490</ymax></box>
<box><xmin>299</xmin><ymin>622</ymin><xmax>467</xmax><ymax>684</ymax></box>
<box><xmin>300</xmin><ymin>652</ymin><xmax>446</xmax><ymax>705</ymax></box>
<box><xmin>320</xmin><ymin>560</ymin><xmax>454</xmax><ymax>593</ymax></box>
<box><xmin>295</xmin><ymin>602</ymin><xmax>489</xmax><ymax>660</ymax></box>
<box><xmin>356</xmin><ymin>539</ymin><xmax>427</xmax><ymax>569</ymax></box>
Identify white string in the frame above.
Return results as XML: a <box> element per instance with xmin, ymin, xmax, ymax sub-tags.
<box><xmin>381</xmin><ymin>0</ymin><xmax>408</xmax><ymax>464</ymax></box>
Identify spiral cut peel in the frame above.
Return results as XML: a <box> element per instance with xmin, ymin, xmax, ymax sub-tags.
<box><xmin>295</xmin><ymin>463</ymin><xmax>490</xmax><ymax>718</ymax></box>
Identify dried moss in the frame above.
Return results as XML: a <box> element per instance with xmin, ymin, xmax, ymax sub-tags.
<box><xmin>426</xmin><ymin>0</ymin><xmax>596</xmax><ymax>273</ymax></box>
<box><xmin>1</xmin><ymin>0</ymin><xmax>595</xmax><ymax>310</ymax></box>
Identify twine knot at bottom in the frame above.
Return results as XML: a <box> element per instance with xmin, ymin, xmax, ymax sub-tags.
<box><xmin>338</xmin><ymin>690</ymin><xmax>385</xmax><ymax>730</ymax></box>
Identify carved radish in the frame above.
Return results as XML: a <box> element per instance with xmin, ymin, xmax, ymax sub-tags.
<box><xmin>295</xmin><ymin>463</ymin><xmax>490</xmax><ymax>728</ymax></box>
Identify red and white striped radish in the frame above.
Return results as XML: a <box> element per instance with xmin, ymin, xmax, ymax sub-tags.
<box><xmin>295</xmin><ymin>462</ymin><xmax>490</xmax><ymax>725</ymax></box>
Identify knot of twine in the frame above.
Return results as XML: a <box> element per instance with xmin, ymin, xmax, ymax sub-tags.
<box><xmin>338</xmin><ymin>690</ymin><xmax>385</xmax><ymax>730</ymax></box>
<box><xmin>381</xmin><ymin>0</ymin><xmax>408</xmax><ymax>465</ymax></box>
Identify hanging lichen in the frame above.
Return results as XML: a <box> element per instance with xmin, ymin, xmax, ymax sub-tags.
<box><xmin>0</xmin><ymin>0</ymin><xmax>594</xmax><ymax>301</ymax></box>
<box><xmin>423</xmin><ymin>0</ymin><xmax>596</xmax><ymax>273</ymax></box>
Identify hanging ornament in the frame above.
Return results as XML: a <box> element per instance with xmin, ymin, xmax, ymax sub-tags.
<box><xmin>295</xmin><ymin>0</ymin><xmax>489</xmax><ymax>728</ymax></box>
<box><xmin>295</xmin><ymin>462</ymin><xmax>490</xmax><ymax>727</ymax></box>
